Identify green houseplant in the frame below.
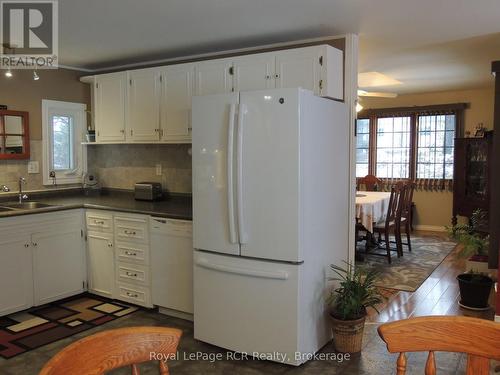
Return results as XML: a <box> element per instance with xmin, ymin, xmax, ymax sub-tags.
<box><xmin>327</xmin><ymin>262</ymin><xmax>384</xmax><ymax>353</ymax></box>
<box><xmin>447</xmin><ymin>210</ymin><xmax>494</xmax><ymax>309</ymax></box>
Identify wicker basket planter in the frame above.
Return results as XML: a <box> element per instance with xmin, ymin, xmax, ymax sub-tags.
<box><xmin>330</xmin><ymin>314</ymin><xmax>366</xmax><ymax>353</ymax></box>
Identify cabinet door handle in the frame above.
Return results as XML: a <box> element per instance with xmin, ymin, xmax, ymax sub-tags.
<box><xmin>32</xmin><ymin>242</ymin><xmax>38</xmax><ymax>247</ymax></box>
<box><xmin>274</xmin><ymin>74</ymin><xmax>280</xmax><ymax>79</ymax></box>
<box><xmin>24</xmin><ymin>243</ymin><xmax>30</xmax><ymax>248</ymax></box>
<box><xmin>108</xmin><ymin>242</ymin><xmax>113</xmax><ymax>247</ymax></box>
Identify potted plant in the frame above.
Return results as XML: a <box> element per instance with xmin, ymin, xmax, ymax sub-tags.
<box><xmin>447</xmin><ymin>210</ymin><xmax>494</xmax><ymax>309</ymax></box>
<box><xmin>327</xmin><ymin>262</ymin><xmax>384</xmax><ymax>353</ymax></box>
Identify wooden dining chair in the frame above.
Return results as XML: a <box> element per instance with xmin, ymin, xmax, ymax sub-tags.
<box><xmin>398</xmin><ymin>181</ymin><xmax>416</xmax><ymax>253</ymax></box>
<box><xmin>358</xmin><ymin>174</ymin><xmax>384</xmax><ymax>191</ymax></box>
<box><xmin>372</xmin><ymin>183</ymin><xmax>405</xmax><ymax>263</ymax></box>
<box><xmin>378</xmin><ymin>316</ymin><xmax>500</xmax><ymax>375</ymax></box>
<box><xmin>39</xmin><ymin>326</ymin><xmax>182</xmax><ymax>375</ymax></box>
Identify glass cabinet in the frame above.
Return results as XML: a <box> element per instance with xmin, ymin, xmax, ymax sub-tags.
<box><xmin>0</xmin><ymin>110</ymin><xmax>30</xmax><ymax>159</ymax></box>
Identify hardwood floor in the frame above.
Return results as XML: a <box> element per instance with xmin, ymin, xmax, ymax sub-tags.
<box><xmin>366</xmin><ymin>232</ymin><xmax>496</xmax><ymax>323</ymax></box>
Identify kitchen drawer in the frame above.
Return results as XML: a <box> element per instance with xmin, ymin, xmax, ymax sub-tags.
<box><xmin>86</xmin><ymin>212</ymin><xmax>113</xmax><ymax>233</ymax></box>
<box><xmin>116</xmin><ymin>242</ymin><xmax>149</xmax><ymax>265</ymax></box>
<box><xmin>116</xmin><ymin>282</ymin><xmax>152</xmax><ymax>307</ymax></box>
<box><xmin>116</xmin><ymin>261</ymin><xmax>150</xmax><ymax>286</ymax></box>
<box><xmin>114</xmin><ymin>215</ymin><xmax>149</xmax><ymax>244</ymax></box>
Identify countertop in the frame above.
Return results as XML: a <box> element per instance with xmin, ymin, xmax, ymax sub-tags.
<box><xmin>0</xmin><ymin>189</ymin><xmax>192</xmax><ymax>220</ymax></box>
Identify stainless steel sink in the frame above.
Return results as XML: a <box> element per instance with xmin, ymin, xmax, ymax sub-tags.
<box><xmin>0</xmin><ymin>201</ymin><xmax>55</xmax><ymax>210</ymax></box>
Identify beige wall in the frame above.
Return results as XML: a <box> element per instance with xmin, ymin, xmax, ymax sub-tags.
<box><xmin>360</xmin><ymin>86</ymin><xmax>495</xmax><ymax>228</ymax></box>
<box><xmin>0</xmin><ymin>69</ymin><xmax>90</xmax><ymax>192</ymax></box>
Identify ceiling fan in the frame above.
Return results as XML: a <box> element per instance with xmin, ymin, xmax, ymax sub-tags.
<box><xmin>357</xmin><ymin>89</ymin><xmax>398</xmax><ymax>98</ymax></box>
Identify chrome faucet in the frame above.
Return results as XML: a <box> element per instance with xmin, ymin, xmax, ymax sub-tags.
<box><xmin>0</xmin><ymin>185</ymin><xmax>10</xmax><ymax>192</ymax></box>
<box><xmin>18</xmin><ymin>177</ymin><xmax>27</xmax><ymax>203</ymax></box>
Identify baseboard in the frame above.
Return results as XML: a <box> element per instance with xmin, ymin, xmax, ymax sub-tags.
<box><xmin>495</xmin><ymin>315</ymin><xmax>500</xmax><ymax>323</ymax></box>
<box><xmin>158</xmin><ymin>306</ymin><xmax>193</xmax><ymax>322</ymax></box>
<box><xmin>414</xmin><ymin>225</ymin><xmax>447</xmax><ymax>232</ymax></box>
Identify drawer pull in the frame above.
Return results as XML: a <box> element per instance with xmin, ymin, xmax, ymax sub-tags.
<box><xmin>125</xmin><ymin>251</ymin><xmax>137</xmax><ymax>256</ymax></box>
<box><xmin>124</xmin><ymin>230</ymin><xmax>137</xmax><ymax>235</ymax></box>
<box><xmin>126</xmin><ymin>272</ymin><xmax>138</xmax><ymax>277</ymax></box>
<box><xmin>94</xmin><ymin>220</ymin><xmax>105</xmax><ymax>225</ymax></box>
<box><xmin>126</xmin><ymin>292</ymin><xmax>139</xmax><ymax>298</ymax></box>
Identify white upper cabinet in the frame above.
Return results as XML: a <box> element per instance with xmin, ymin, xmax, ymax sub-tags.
<box><xmin>95</xmin><ymin>72</ymin><xmax>127</xmax><ymax>142</ymax></box>
<box><xmin>195</xmin><ymin>59</ymin><xmax>233</xmax><ymax>96</ymax></box>
<box><xmin>276</xmin><ymin>46</ymin><xmax>322</xmax><ymax>95</ymax></box>
<box><xmin>127</xmin><ymin>69</ymin><xmax>162</xmax><ymax>142</ymax></box>
<box><xmin>88</xmin><ymin>44</ymin><xmax>344</xmax><ymax>144</ymax></box>
<box><xmin>160</xmin><ymin>64</ymin><xmax>195</xmax><ymax>142</ymax></box>
<box><xmin>233</xmin><ymin>53</ymin><xmax>275</xmax><ymax>92</ymax></box>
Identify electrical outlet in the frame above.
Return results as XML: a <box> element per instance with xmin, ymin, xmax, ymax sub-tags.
<box><xmin>28</xmin><ymin>161</ymin><xmax>39</xmax><ymax>174</ymax></box>
<box><xmin>155</xmin><ymin>164</ymin><xmax>162</xmax><ymax>176</ymax></box>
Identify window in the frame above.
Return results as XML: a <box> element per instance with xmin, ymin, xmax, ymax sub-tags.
<box><xmin>42</xmin><ymin>100</ymin><xmax>86</xmax><ymax>185</ymax></box>
<box><xmin>416</xmin><ymin>114</ymin><xmax>455</xmax><ymax>180</ymax></box>
<box><xmin>355</xmin><ymin>119</ymin><xmax>370</xmax><ymax>177</ymax></box>
<box><xmin>376</xmin><ymin>116</ymin><xmax>411</xmax><ymax>179</ymax></box>
<box><xmin>356</xmin><ymin>104</ymin><xmax>464</xmax><ymax>184</ymax></box>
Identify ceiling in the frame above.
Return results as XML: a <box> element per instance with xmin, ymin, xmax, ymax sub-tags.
<box><xmin>57</xmin><ymin>0</ymin><xmax>500</xmax><ymax>93</ymax></box>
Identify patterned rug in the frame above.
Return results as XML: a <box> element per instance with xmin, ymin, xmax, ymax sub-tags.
<box><xmin>356</xmin><ymin>234</ymin><xmax>457</xmax><ymax>292</ymax></box>
<box><xmin>0</xmin><ymin>294</ymin><xmax>138</xmax><ymax>359</ymax></box>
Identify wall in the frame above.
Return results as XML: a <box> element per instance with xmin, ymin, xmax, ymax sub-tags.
<box><xmin>87</xmin><ymin>144</ymin><xmax>192</xmax><ymax>194</ymax></box>
<box><xmin>0</xmin><ymin>69</ymin><xmax>90</xmax><ymax>192</ymax></box>
<box><xmin>360</xmin><ymin>86</ymin><xmax>495</xmax><ymax>229</ymax></box>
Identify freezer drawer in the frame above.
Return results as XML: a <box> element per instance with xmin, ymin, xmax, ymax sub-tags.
<box><xmin>193</xmin><ymin>251</ymin><xmax>301</xmax><ymax>365</ymax></box>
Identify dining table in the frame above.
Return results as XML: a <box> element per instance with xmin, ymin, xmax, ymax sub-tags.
<box><xmin>355</xmin><ymin>191</ymin><xmax>392</xmax><ymax>233</ymax></box>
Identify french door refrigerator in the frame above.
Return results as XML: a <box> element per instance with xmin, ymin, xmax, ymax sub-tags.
<box><xmin>192</xmin><ymin>88</ymin><xmax>349</xmax><ymax>366</ymax></box>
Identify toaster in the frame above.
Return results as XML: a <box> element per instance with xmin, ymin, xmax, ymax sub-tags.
<box><xmin>134</xmin><ymin>182</ymin><xmax>163</xmax><ymax>201</ymax></box>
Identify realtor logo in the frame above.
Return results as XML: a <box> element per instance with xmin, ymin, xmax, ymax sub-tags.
<box><xmin>1</xmin><ymin>0</ymin><xmax>58</xmax><ymax>69</ymax></box>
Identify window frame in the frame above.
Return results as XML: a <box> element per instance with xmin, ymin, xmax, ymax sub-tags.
<box><xmin>42</xmin><ymin>100</ymin><xmax>87</xmax><ymax>185</ymax></box>
<box><xmin>356</xmin><ymin>103</ymin><xmax>465</xmax><ymax>181</ymax></box>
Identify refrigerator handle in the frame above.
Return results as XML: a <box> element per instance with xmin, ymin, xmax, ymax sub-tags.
<box><xmin>196</xmin><ymin>258</ymin><xmax>289</xmax><ymax>280</ymax></box>
<box><xmin>236</xmin><ymin>103</ymin><xmax>247</xmax><ymax>244</ymax></box>
<box><xmin>227</xmin><ymin>103</ymin><xmax>237</xmax><ymax>244</ymax></box>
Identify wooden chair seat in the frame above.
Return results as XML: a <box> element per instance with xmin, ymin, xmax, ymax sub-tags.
<box><xmin>378</xmin><ymin>316</ymin><xmax>500</xmax><ymax>375</ymax></box>
<box><xmin>39</xmin><ymin>326</ymin><xmax>182</xmax><ymax>375</ymax></box>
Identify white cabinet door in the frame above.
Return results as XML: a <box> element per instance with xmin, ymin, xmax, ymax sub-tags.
<box><xmin>195</xmin><ymin>59</ymin><xmax>233</xmax><ymax>96</ymax></box>
<box><xmin>233</xmin><ymin>53</ymin><xmax>275</xmax><ymax>92</ymax></box>
<box><xmin>160</xmin><ymin>64</ymin><xmax>194</xmax><ymax>142</ymax></box>
<box><xmin>95</xmin><ymin>72</ymin><xmax>127</xmax><ymax>142</ymax></box>
<box><xmin>127</xmin><ymin>68</ymin><xmax>161</xmax><ymax>142</ymax></box>
<box><xmin>32</xmin><ymin>228</ymin><xmax>85</xmax><ymax>305</ymax></box>
<box><xmin>87</xmin><ymin>231</ymin><xmax>115</xmax><ymax>298</ymax></box>
<box><xmin>275</xmin><ymin>46</ymin><xmax>321</xmax><ymax>95</ymax></box>
<box><xmin>0</xmin><ymin>236</ymin><xmax>33</xmax><ymax>316</ymax></box>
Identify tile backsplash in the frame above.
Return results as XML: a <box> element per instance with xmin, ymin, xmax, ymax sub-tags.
<box><xmin>87</xmin><ymin>144</ymin><xmax>192</xmax><ymax>194</ymax></box>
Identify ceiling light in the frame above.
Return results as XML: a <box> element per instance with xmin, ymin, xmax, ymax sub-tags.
<box><xmin>5</xmin><ymin>70</ymin><xmax>13</xmax><ymax>78</ymax></box>
<box><xmin>33</xmin><ymin>71</ymin><xmax>39</xmax><ymax>81</ymax></box>
<box><xmin>356</xmin><ymin>102</ymin><xmax>363</xmax><ymax>113</ymax></box>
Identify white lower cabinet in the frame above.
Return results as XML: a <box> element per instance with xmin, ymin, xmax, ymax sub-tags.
<box><xmin>0</xmin><ymin>210</ymin><xmax>86</xmax><ymax>317</ymax></box>
<box><xmin>0</xmin><ymin>236</ymin><xmax>33</xmax><ymax>316</ymax></box>
<box><xmin>87</xmin><ymin>231</ymin><xmax>115</xmax><ymax>298</ymax></box>
<box><xmin>33</xmin><ymin>227</ymin><xmax>86</xmax><ymax>305</ymax></box>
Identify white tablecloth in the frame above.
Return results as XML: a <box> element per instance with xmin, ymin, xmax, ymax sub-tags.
<box><xmin>355</xmin><ymin>191</ymin><xmax>391</xmax><ymax>233</ymax></box>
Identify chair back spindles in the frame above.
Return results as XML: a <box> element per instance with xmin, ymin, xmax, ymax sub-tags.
<box><xmin>396</xmin><ymin>352</ymin><xmax>407</xmax><ymax>375</ymax></box>
<box><xmin>132</xmin><ymin>363</ymin><xmax>140</xmax><ymax>375</ymax></box>
<box><xmin>378</xmin><ymin>316</ymin><xmax>500</xmax><ymax>375</ymax></box>
<box><xmin>425</xmin><ymin>351</ymin><xmax>436</xmax><ymax>375</ymax></box>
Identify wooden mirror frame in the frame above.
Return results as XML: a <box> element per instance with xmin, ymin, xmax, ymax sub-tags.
<box><xmin>0</xmin><ymin>110</ymin><xmax>30</xmax><ymax>160</ymax></box>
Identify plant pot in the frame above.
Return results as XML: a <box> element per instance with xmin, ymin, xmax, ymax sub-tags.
<box><xmin>457</xmin><ymin>273</ymin><xmax>493</xmax><ymax>309</ymax></box>
<box><xmin>329</xmin><ymin>314</ymin><xmax>366</xmax><ymax>353</ymax></box>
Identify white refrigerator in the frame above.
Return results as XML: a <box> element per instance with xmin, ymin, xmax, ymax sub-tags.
<box><xmin>192</xmin><ymin>88</ymin><xmax>350</xmax><ymax>366</ymax></box>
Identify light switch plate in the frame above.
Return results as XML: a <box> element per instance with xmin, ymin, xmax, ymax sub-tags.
<box><xmin>28</xmin><ymin>161</ymin><xmax>39</xmax><ymax>174</ymax></box>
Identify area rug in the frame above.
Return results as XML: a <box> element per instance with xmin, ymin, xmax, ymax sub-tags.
<box><xmin>0</xmin><ymin>294</ymin><xmax>139</xmax><ymax>359</ymax></box>
<box><xmin>356</xmin><ymin>234</ymin><xmax>457</xmax><ymax>292</ymax></box>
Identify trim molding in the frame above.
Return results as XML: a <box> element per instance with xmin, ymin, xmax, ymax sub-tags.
<box><xmin>414</xmin><ymin>225</ymin><xmax>447</xmax><ymax>232</ymax></box>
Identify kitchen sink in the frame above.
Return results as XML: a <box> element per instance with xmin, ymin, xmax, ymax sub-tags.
<box><xmin>0</xmin><ymin>201</ymin><xmax>56</xmax><ymax>210</ymax></box>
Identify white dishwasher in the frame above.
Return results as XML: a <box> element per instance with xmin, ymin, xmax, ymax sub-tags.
<box><xmin>150</xmin><ymin>217</ymin><xmax>194</xmax><ymax>317</ymax></box>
